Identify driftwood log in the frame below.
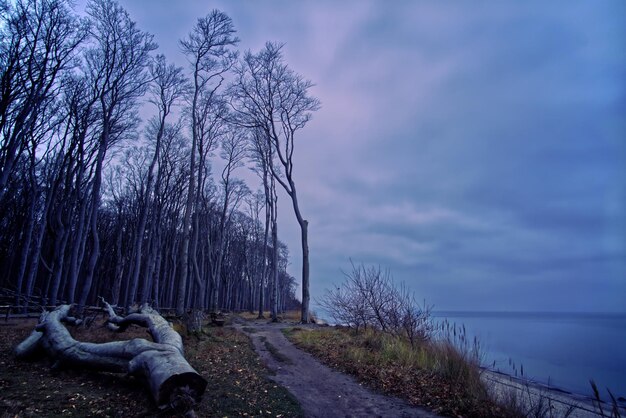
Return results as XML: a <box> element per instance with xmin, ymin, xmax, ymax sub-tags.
<box><xmin>15</xmin><ymin>302</ymin><xmax>207</xmax><ymax>412</ymax></box>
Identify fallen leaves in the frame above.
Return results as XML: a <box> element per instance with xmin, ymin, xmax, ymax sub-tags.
<box><xmin>1</xmin><ymin>319</ymin><xmax>303</xmax><ymax>417</ymax></box>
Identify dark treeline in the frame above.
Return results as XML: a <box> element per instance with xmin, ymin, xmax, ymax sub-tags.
<box><xmin>0</xmin><ymin>0</ymin><xmax>319</xmax><ymax>321</ymax></box>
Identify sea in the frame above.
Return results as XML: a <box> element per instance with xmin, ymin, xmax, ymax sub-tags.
<box><xmin>432</xmin><ymin>311</ymin><xmax>626</xmax><ymax>400</ymax></box>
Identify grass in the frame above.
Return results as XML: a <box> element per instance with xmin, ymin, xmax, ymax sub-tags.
<box><xmin>238</xmin><ymin>311</ymin><xmax>269</xmax><ymax>320</ymax></box>
<box><xmin>236</xmin><ymin>310</ymin><xmax>315</xmax><ymax>323</ymax></box>
<box><xmin>495</xmin><ymin>383</ymin><xmax>576</xmax><ymax>418</ymax></box>
<box><xmin>591</xmin><ymin>380</ymin><xmax>623</xmax><ymax>418</ymax></box>
<box><xmin>286</xmin><ymin>326</ymin><xmax>516</xmax><ymax>417</ymax></box>
<box><xmin>286</xmin><ymin>324</ymin><xmax>608</xmax><ymax>418</ymax></box>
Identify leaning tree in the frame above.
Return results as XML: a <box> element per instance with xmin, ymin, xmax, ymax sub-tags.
<box><xmin>78</xmin><ymin>0</ymin><xmax>157</xmax><ymax>309</ymax></box>
<box><xmin>229</xmin><ymin>42</ymin><xmax>320</xmax><ymax>323</ymax></box>
<box><xmin>177</xmin><ymin>9</ymin><xmax>239</xmax><ymax>317</ymax></box>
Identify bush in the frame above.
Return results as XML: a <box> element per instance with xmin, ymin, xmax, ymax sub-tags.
<box><xmin>318</xmin><ymin>261</ymin><xmax>433</xmax><ymax>346</ymax></box>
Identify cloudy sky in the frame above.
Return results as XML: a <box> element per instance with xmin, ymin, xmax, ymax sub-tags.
<box><xmin>111</xmin><ymin>0</ymin><xmax>624</xmax><ymax>312</ymax></box>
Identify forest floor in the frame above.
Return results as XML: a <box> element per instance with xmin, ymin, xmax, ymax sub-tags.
<box><xmin>232</xmin><ymin>317</ymin><xmax>438</xmax><ymax>418</ymax></box>
<box><xmin>0</xmin><ymin>316</ymin><xmax>302</xmax><ymax>417</ymax></box>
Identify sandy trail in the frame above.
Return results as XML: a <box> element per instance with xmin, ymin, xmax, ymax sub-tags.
<box><xmin>233</xmin><ymin>318</ymin><xmax>438</xmax><ymax>418</ymax></box>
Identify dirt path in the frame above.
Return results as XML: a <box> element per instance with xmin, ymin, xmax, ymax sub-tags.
<box><xmin>232</xmin><ymin>319</ymin><xmax>438</xmax><ymax>418</ymax></box>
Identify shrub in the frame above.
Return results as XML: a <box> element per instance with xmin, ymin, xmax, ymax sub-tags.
<box><xmin>318</xmin><ymin>261</ymin><xmax>433</xmax><ymax>346</ymax></box>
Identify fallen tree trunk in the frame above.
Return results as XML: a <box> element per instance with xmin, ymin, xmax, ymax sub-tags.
<box><xmin>15</xmin><ymin>303</ymin><xmax>207</xmax><ymax>413</ymax></box>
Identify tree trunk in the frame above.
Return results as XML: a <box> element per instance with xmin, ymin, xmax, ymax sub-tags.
<box><xmin>150</xmin><ymin>231</ymin><xmax>163</xmax><ymax>308</ymax></box>
<box><xmin>111</xmin><ymin>216</ymin><xmax>125</xmax><ymax>305</ymax></box>
<box><xmin>177</xmin><ymin>142</ymin><xmax>195</xmax><ymax>316</ymax></box>
<box><xmin>66</xmin><ymin>151</ymin><xmax>90</xmax><ymax>304</ymax></box>
<box><xmin>14</xmin><ymin>188</ymin><xmax>37</xmax><ymax>307</ymax></box>
<box><xmin>287</xmin><ymin>180</ymin><xmax>310</xmax><ymax>324</ymax></box>
<box><xmin>79</xmin><ymin>135</ymin><xmax>107</xmax><ymax>309</ymax></box>
<box><xmin>23</xmin><ymin>212</ymin><xmax>47</xmax><ymax>311</ymax></box>
<box><xmin>128</xmin><ymin>116</ymin><xmax>163</xmax><ymax>306</ymax></box>
<box><xmin>300</xmin><ymin>219</ymin><xmax>310</xmax><ymax>323</ymax></box>
<box><xmin>66</xmin><ymin>191</ymin><xmax>89</xmax><ymax>303</ymax></box>
<box><xmin>125</xmin><ymin>197</ymin><xmax>148</xmax><ymax>306</ymax></box>
<box><xmin>270</xmin><ymin>219</ymin><xmax>278</xmax><ymax>322</ymax></box>
<box><xmin>48</xmin><ymin>225</ymin><xmax>69</xmax><ymax>305</ymax></box>
<box><xmin>16</xmin><ymin>303</ymin><xmax>207</xmax><ymax>411</ymax></box>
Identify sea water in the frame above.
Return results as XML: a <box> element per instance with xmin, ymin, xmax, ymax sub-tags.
<box><xmin>432</xmin><ymin>311</ymin><xmax>626</xmax><ymax>399</ymax></box>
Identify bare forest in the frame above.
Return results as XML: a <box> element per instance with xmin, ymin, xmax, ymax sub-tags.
<box><xmin>0</xmin><ymin>0</ymin><xmax>320</xmax><ymax>322</ymax></box>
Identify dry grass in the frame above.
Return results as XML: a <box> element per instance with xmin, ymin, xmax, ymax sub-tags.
<box><xmin>236</xmin><ymin>310</ymin><xmax>311</xmax><ymax>323</ymax></box>
<box><xmin>286</xmin><ymin>325</ymin><xmax>598</xmax><ymax>418</ymax></box>
<box><xmin>237</xmin><ymin>311</ymin><xmax>269</xmax><ymax>320</ymax></box>
<box><xmin>286</xmin><ymin>326</ymin><xmax>512</xmax><ymax>417</ymax></box>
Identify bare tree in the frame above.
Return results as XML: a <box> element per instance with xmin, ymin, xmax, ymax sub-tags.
<box><xmin>209</xmin><ymin>130</ymin><xmax>248</xmax><ymax>312</ymax></box>
<box><xmin>229</xmin><ymin>42</ymin><xmax>320</xmax><ymax>323</ymax></box>
<box><xmin>77</xmin><ymin>0</ymin><xmax>156</xmax><ymax>310</ymax></box>
<box><xmin>125</xmin><ymin>55</ymin><xmax>186</xmax><ymax>307</ymax></box>
<box><xmin>243</xmin><ymin>192</ymin><xmax>264</xmax><ymax>313</ymax></box>
<box><xmin>62</xmin><ymin>74</ymin><xmax>99</xmax><ymax>304</ymax></box>
<box><xmin>0</xmin><ymin>0</ymin><xmax>87</xmax><ymax>307</ymax></box>
<box><xmin>0</xmin><ymin>0</ymin><xmax>86</xmax><ymax>199</ymax></box>
<box><xmin>319</xmin><ymin>262</ymin><xmax>433</xmax><ymax>345</ymax></box>
<box><xmin>177</xmin><ymin>9</ymin><xmax>238</xmax><ymax>316</ymax></box>
<box><xmin>248</xmin><ymin>129</ymin><xmax>279</xmax><ymax>320</ymax></box>
<box><xmin>191</xmin><ymin>96</ymin><xmax>227</xmax><ymax>312</ymax></box>
<box><xmin>0</xmin><ymin>0</ymin><xmax>305</xmax><ymax>320</ymax></box>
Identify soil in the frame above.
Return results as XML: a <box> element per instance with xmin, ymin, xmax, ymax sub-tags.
<box><xmin>233</xmin><ymin>318</ymin><xmax>439</xmax><ymax>418</ymax></box>
<box><xmin>0</xmin><ymin>316</ymin><xmax>302</xmax><ymax>417</ymax></box>
<box><xmin>0</xmin><ymin>317</ymin><xmax>153</xmax><ymax>417</ymax></box>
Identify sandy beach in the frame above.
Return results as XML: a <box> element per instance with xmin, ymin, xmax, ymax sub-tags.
<box><xmin>484</xmin><ymin>370</ymin><xmax>626</xmax><ymax>417</ymax></box>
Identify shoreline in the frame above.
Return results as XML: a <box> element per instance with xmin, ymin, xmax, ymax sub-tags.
<box><xmin>428</xmin><ymin>310</ymin><xmax>626</xmax><ymax>405</ymax></box>
<box><xmin>483</xmin><ymin>368</ymin><xmax>626</xmax><ymax>417</ymax></box>
<box><xmin>317</xmin><ymin>318</ymin><xmax>625</xmax><ymax>417</ymax></box>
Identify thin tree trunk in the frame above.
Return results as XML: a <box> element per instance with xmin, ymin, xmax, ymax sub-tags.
<box><xmin>286</xmin><ymin>178</ymin><xmax>310</xmax><ymax>323</ymax></box>
<box><xmin>65</xmin><ymin>131</ymin><xmax>90</xmax><ymax>304</ymax></box>
<box><xmin>150</xmin><ymin>232</ymin><xmax>163</xmax><ymax>308</ymax></box>
<box><xmin>78</xmin><ymin>133</ymin><xmax>107</xmax><ymax>309</ymax></box>
<box><xmin>190</xmin><ymin>216</ymin><xmax>202</xmax><ymax>309</ymax></box>
<box><xmin>300</xmin><ymin>219</ymin><xmax>310</xmax><ymax>322</ymax></box>
<box><xmin>270</xmin><ymin>219</ymin><xmax>278</xmax><ymax>321</ymax></box>
<box><xmin>129</xmin><ymin>113</ymin><xmax>164</xmax><ymax>305</ymax></box>
<box><xmin>66</xmin><ymin>189</ymin><xmax>88</xmax><ymax>303</ymax></box>
<box><xmin>48</xmin><ymin>225</ymin><xmax>69</xmax><ymax>305</ymax></box>
<box><xmin>176</xmin><ymin>119</ymin><xmax>197</xmax><ymax>317</ymax></box>
<box><xmin>111</xmin><ymin>218</ymin><xmax>124</xmax><ymax>305</ymax></box>
<box><xmin>14</xmin><ymin>188</ymin><xmax>37</xmax><ymax>307</ymax></box>
<box><xmin>258</xmin><ymin>209</ymin><xmax>269</xmax><ymax>318</ymax></box>
<box><xmin>126</xmin><ymin>198</ymin><xmax>147</xmax><ymax>306</ymax></box>
<box><xmin>24</xmin><ymin>208</ymin><xmax>48</xmax><ymax>311</ymax></box>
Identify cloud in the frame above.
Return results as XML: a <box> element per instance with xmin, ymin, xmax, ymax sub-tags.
<box><xmin>100</xmin><ymin>0</ymin><xmax>626</xmax><ymax>312</ymax></box>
